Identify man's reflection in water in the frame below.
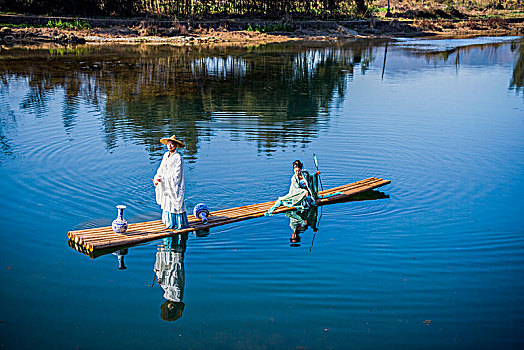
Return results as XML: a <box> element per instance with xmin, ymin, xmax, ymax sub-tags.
<box><xmin>286</xmin><ymin>206</ymin><xmax>319</xmax><ymax>247</ymax></box>
<box><xmin>154</xmin><ymin>233</ymin><xmax>188</xmax><ymax>321</ymax></box>
<box><xmin>112</xmin><ymin>248</ymin><xmax>128</xmax><ymax>270</ymax></box>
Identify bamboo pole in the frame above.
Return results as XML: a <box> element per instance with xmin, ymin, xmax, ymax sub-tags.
<box><xmin>87</xmin><ymin>226</ymin><xmax>196</xmax><ymax>251</ymax></box>
<box><xmin>70</xmin><ymin>219</ymin><xmax>163</xmax><ymax>235</ymax></box>
<box><xmin>72</xmin><ymin>221</ymin><xmax>167</xmax><ymax>240</ymax></box>
<box><xmin>82</xmin><ymin>231</ymin><xmax>172</xmax><ymax>246</ymax></box>
<box><xmin>86</xmin><ymin>207</ymin><xmax>287</xmax><ymax>249</ymax></box>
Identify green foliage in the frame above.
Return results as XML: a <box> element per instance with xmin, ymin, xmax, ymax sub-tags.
<box><xmin>366</xmin><ymin>4</ymin><xmax>381</xmax><ymax>15</ymax></box>
<box><xmin>336</xmin><ymin>1</ymin><xmax>359</xmax><ymax>17</ymax></box>
<box><xmin>247</xmin><ymin>23</ymin><xmax>294</xmax><ymax>33</ymax></box>
<box><xmin>1</xmin><ymin>1</ymin><xmax>371</xmax><ymax>18</ymax></box>
<box><xmin>0</xmin><ymin>23</ymin><xmax>35</xmax><ymax>28</ymax></box>
<box><xmin>46</xmin><ymin>19</ymin><xmax>91</xmax><ymax>30</ymax></box>
<box><xmin>48</xmin><ymin>47</ymin><xmax>91</xmax><ymax>55</ymax></box>
<box><xmin>444</xmin><ymin>0</ymin><xmax>455</xmax><ymax>12</ymax></box>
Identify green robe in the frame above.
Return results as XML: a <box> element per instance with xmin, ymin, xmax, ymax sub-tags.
<box><xmin>286</xmin><ymin>206</ymin><xmax>319</xmax><ymax>232</ymax></box>
<box><xmin>286</xmin><ymin>170</ymin><xmax>319</xmax><ymax>205</ymax></box>
<box><xmin>265</xmin><ymin>170</ymin><xmax>319</xmax><ymax>215</ymax></box>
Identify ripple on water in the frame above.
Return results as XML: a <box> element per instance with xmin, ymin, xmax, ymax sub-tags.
<box><xmin>394</xmin><ymin>36</ymin><xmax>522</xmax><ymax>53</ymax></box>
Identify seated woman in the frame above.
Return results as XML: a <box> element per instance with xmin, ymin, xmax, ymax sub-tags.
<box><xmin>265</xmin><ymin>160</ymin><xmax>320</xmax><ymax>216</ymax></box>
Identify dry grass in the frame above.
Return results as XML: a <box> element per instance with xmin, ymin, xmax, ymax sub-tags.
<box><xmin>373</xmin><ymin>0</ymin><xmax>523</xmax><ymax>19</ymax></box>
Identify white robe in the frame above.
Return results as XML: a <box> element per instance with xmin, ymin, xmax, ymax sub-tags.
<box><xmin>155</xmin><ymin>151</ymin><xmax>186</xmax><ymax>214</ymax></box>
<box><xmin>155</xmin><ymin>249</ymin><xmax>184</xmax><ymax>302</ymax></box>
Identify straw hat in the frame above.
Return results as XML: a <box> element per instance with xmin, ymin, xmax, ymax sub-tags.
<box><xmin>160</xmin><ymin>135</ymin><xmax>185</xmax><ymax>147</ymax></box>
<box><xmin>160</xmin><ymin>301</ymin><xmax>185</xmax><ymax>321</ymax></box>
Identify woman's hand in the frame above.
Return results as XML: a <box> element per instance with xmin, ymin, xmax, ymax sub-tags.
<box><xmin>153</xmin><ymin>175</ymin><xmax>162</xmax><ymax>186</ymax></box>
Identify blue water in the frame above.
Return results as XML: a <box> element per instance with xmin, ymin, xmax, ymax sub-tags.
<box><xmin>1</xmin><ymin>37</ymin><xmax>523</xmax><ymax>349</ymax></box>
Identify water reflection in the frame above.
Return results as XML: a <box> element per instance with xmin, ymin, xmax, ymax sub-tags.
<box><xmin>154</xmin><ymin>235</ymin><xmax>188</xmax><ymax>322</ymax></box>
<box><xmin>286</xmin><ymin>206</ymin><xmax>319</xmax><ymax>247</ymax></box>
<box><xmin>66</xmin><ymin>189</ymin><xmax>390</xmax><ymax>323</ymax></box>
<box><xmin>510</xmin><ymin>40</ymin><xmax>524</xmax><ymax>91</ymax></box>
<box><xmin>2</xmin><ymin>38</ymin><xmax>521</xmax><ymax>166</ymax></box>
<box><xmin>112</xmin><ymin>248</ymin><xmax>128</xmax><ymax>270</ymax></box>
<box><xmin>387</xmin><ymin>38</ymin><xmax>523</xmax><ymax>89</ymax></box>
<box><xmin>1</xmin><ymin>39</ymin><xmax>522</xmax><ymax>162</ymax></box>
<box><xmin>0</xmin><ymin>43</ymin><xmax>374</xmax><ymax>159</ymax></box>
<box><xmin>290</xmin><ymin>190</ymin><xmax>390</xmax><ymax>249</ymax></box>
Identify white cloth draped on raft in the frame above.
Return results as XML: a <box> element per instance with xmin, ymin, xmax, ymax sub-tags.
<box><xmin>155</xmin><ymin>151</ymin><xmax>187</xmax><ymax>214</ymax></box>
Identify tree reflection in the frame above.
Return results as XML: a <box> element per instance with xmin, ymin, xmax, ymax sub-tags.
<box><xmin>510</xmin><ymin>39</ymin><xmax>523</xmax><ymax>92</ymax></box>
<box><xmin>399</xmin><ymin>39</ymin><xmax>523</xmax><ymax>88</ymax></box>
<box><xmin>1</xmin><ymin>40</ymin><xmax>521</xmax><ymax>160</ymax></box>
<box><xmin>0</xmin><ymin>43</ymin><xmax>374</xmax><ymax>159</ymax></box>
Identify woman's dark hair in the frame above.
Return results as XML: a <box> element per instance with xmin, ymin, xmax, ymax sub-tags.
<box><xmin>292</xmin><ymin>160</ymin><xmax>303</xmax><ymax>169</ymax></box>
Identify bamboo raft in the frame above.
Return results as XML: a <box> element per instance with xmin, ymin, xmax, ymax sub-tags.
<box><xmin>68</xmin><ymin>177</ymin><xmax>390</xmax><ymax>254</ymax></box>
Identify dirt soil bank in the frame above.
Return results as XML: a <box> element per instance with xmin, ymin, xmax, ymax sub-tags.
<box><xmin>0</xmin><ymin>14</ymin><xmax>523</xmax><ymax>47</ymax></box>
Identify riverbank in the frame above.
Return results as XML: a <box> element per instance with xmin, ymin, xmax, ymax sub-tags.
<box><xmin>0</xmin><ymin>13</ymin><xmax>523</xmax><ymax>47</ymax></box>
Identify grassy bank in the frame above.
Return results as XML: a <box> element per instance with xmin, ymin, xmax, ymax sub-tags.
<box><xmin>0</xmin><ymin>1</ymin><xmax>522</xmax><ymax>47</ymax></box>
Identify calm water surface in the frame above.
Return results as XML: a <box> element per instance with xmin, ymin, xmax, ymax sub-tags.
<box><xmin>1</xmin><ymin>37</ymin><xmax>523</xmax><ymax>349</ymax></box>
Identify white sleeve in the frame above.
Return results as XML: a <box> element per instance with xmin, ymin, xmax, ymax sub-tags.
<box><xmin>165</xmin><ymin>153</ymin><xmax>185</xmax><ymax>210</ymax></box>
<box><xmin>155</xmin><ymin>153</ymin><xmax>167</xmax><ymax>178</ymax></box>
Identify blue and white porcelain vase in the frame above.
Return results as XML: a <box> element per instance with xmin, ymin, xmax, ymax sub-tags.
<box><xmin>112</xmin><ymin>205</ymin><xmax>128</xmax><ymax>234</ymax></box>
<box><xmin>193</xmin><ymin>203</ymin><xmax>210</xmax><ymax>224</ymax></box>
